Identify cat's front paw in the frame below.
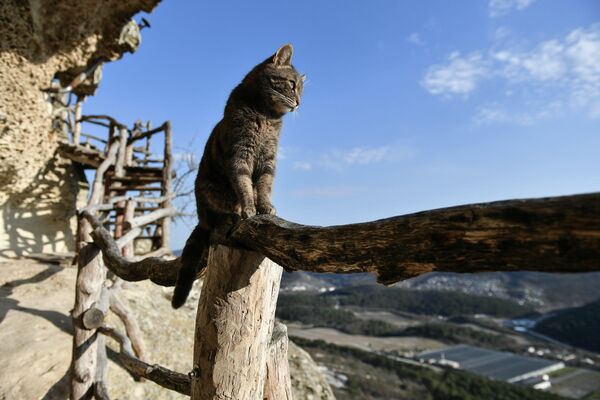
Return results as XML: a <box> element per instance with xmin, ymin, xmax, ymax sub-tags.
<box><xmin>241</xmin><ymin>205</ymin><xmax>257</xmax><ymax>219</ymax></box>
<box><xmin>257</xmin><ymin>202</ymin><xmax>276</xmax><ymax>215</ymax></box>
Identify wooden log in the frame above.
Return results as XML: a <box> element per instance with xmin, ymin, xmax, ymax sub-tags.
<box><xmin>109</xmin><ymin>176</ymin><xmax>163</xmax><ymax>183</ymax></box>
<box><xmin>93</xmin><ymin>382</ymin><xmax>110</xmax><ymax>400</ymax></box>
<box><xmin>115</xmin><ymin>227</ymin><xmax>143</xmax><ymax>249</ymax></box>
<box><xmin>161</xmin><ymin>121</ymin><xmax>173</xmax><ymax>250</ymax></box>
<box><xmin>80</xmin><ymin>132</ymin><xmax>108</xmax><ymax>144</ymax></box>
<box><xmin>110</xmin><ymin>186</ymin><xmax>163</xmax><ymax>192</ymax></box>
<box><xmin>89</xmin><ymin>193</ymin><xmax>600</xmax><ymax>289</ymax></box>
<box><xmin>227</xmin><ymin>192</ymin><xmax>600</xmax><ymax>284</ymax></box>
<box><xmin>82</xmin><ymin>307</ymin><xmax>105</xmax><ymax>330</ymax></box>
<box><xmin>109</xmin><ymin>295</ymin><xmax>147</xmax><ymax>362</ymax></box>
<box><xmin>71</xmin><ymin>136</ymin><xmax>119</xmax><ymax>399</ymax></box>
<box><xmin>73</xmin><ymin>97</ymin><xmax>83</xmax><ymax>144</ymax></box>
<box><xmin>122</xmin><ymin>201</ymin><xmax>136</xmax><ymax>259</ymax></box>
<box><xmin>81</xmin><ymin>115</ymin><xmax>127</xmax><ymax>130</ymax></box>
<box><xmin>263</xmin><ymin>322</ymin><xmax>293</xmax><ymax>400</ymax></box>
<box><xmin>191</xmin><ymin>245</ymin><xmax>283</xmax><ymax>400</ymax></box>
<box><xmin>113</xmin><ymin>129</ymin><xmax>129</xmax><ymax>239</ymax></box>
<box><xmin>133</xmin><ymin>246</ymin><xmax>170</xmax><ymax>260</ymax></box>
<box><xmin>89</xmin><ymin>142</ymin><xmax>119</xmax><ymax>206</ymax></box>
<box><xmin>79</xmin><ymin>194</ymin><xmax>176</xmax><ymax>214</ymax></box>
<box><xmin>128</xmin><ymin>123</ymin><xmax>166</xmax><ymax>144</ymax></box>
<box><xmin>95</xmin><ymin>284</ymin><xmax>111</xmax><ymax>392</ymax></box>
<box><xmin>124</xmin><ymin>207</ymin><xmax>177</xmax><ymax>230</ymax></box>
<box><xmin>98</xmin><ymin>326</ymin><xmax>190</xmax><ymax>395</ymax></box>
<box><xmin>89</xmin><ymin>224</ymin><xmax>180</xmax><ymax>286</ymax></box>
<box><xmin>71</xmin><ymin>237</ymin><xmax>106</xmax><ymax>400</ymax></box>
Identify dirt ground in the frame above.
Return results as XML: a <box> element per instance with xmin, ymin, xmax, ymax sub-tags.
<box><xmin>287</xmin><ymin>322</ymin><xmax>445</xmax><ymax>354</ymax></box>
<box><xmin>0</xmin><ymin>260</ymin><xmax>333</xmax><ymax>400</ymax></box>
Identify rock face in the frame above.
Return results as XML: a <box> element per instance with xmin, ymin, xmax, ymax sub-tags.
<box><xmin>289</xmin><ymin>341</ymin><xmax>337</xmax><ymax>400</ymax></box>
<box><xmin>0</xmin><ymin>0</ymin><xmax>160</xmax><ymax>258</ymax></box>
<box><xmin>0</xmin><ymin>260</ymin><xmax>335</xmax><ymax>399</ymax></box>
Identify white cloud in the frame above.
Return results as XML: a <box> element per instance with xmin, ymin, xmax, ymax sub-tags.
<box><xmin>489</xmin><ymin>0</ymin><xmax>536</xmax><ymax>18</ymax></box>
<box><xmin>407</xmin><ymin>32</ymin><xmax>425</xmax><ymax>46</ymax></box>
<box><xmin>292</xmin><ymin>185</ymin><xmax>364</xmax><ymax>198</ymax></box>
<box><xmin>292</xmin><ymin>161</ymin><xmax>312</xmax><ymax>171</ymax></box>
<box><xmin>334</xmin><ymin>146</ymin><xmax>389</xmax><ymax>166</ymax></box>
<box><xmin>424</xmin><ymin>24</ymin><xmax>600</xmax><ymax>122</ymax></box>
<box><xmin>472</xmin><ymin>102</ymin><xmax>562</xmax><ymax>126</ymax></box>
<box><xmin>292</xmin><ymin>145</ymin><xmax>413</xmax><ymax>172</ymax></box>
<box><xmin>494</xmin><ymin>40</ymin><xmax>566</xmax><ymax>82</ymax></box>
<box><xmin>421</xmin><ymin>52</ymin><xmax>487</xmax><ymax>97</ymax></box>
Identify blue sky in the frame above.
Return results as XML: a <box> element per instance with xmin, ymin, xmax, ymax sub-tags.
<box><xmin>86</xmin><ymin>0</ymin><xmax>600</xmax><ymax>249</ymax></box>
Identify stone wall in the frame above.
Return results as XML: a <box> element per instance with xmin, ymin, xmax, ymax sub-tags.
<box><xmin>0</xmin><ymin>0</ymin><xmax>160</xmax><ymax>258</ymax></box>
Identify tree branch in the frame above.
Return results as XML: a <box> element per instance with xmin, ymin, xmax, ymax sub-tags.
<box><xmin>90</xmin><ymin>226</ymin><xmax>180</xmax><ymax>286</ymax></box>
<box><xmin>227</xmin><ymin>192</ymin><xmax>600</xmax><ymax>284</ymax></box>
<box><xmin>98</xmin><ymin>326</ymin><xmax>190</xmax><ymax>395</ymax></box>
<box><xmin>88</xmin><ymin>193</ymin><xmax>600</xmax><ymax>287</ymax></box>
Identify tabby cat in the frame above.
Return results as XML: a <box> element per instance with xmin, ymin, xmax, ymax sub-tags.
<box><xmin>172</xmin><ymin>44</ymin><xmax>305</xmax><ymax>308</ymax></box>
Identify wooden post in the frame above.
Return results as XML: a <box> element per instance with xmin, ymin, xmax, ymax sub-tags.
<box><xmin>71</xmin><ymin>220</ymin><xmax>107</xmax><ymax>400</ymax></box>
<box><xmin>123</xmin><ymin>200</ymin><xmax>136</xmax><ymax>258</ymax></box>
<box><xmin>71</xmin><ymin>141</ymin><xmax>118</xmax><ymax>400</ymax></box>
<box><xmin>73</xmin><ymin>96</ymin><xmax>83</xmax><ymax>145</ymax></box>
<box><xmin>113</xmin><ymin>128</ymin><xmax>129</xmax><ymax>240</ymax></box>
<box><xmin>161</xmin><ymin>122</ymin><xmax>173</xmax><ymax>251</ymax></box>
<box><xmin>264</xmin><ymin>322</ymin><xmax>293</xmax><ymax>400</ymax></box>
<box><xmin>191</xmin><ymin>246</ymin><xmax>283</xmax><ymax>400</ymax></box>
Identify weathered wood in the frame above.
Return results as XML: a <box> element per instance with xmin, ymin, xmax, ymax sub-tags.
<box><xmin>71</xmin><ymin>141</ymin><xmax>118</xmax><ymax>399</ymax></box>
<box><xmin>93</xmin><ymin>382</ymin><xmax>110</xmax><ymax>400</ymax></box>
<box><xmin>124</xmin><ymin>206</ymin><xmax>177</xmax><ymax>230</ymax></box>
<box><xmin>263</xmin><ymin>322</ymin><xmax>293</xmax><ymax>400</ymax></box>
<box><xmin>115</xmin><ymin>227</ymin><xmax>143</xmax><ymax>249</ymax></box>
<box><xmin>57</xmin><ymin>139</ymin><xmax>105</xmax><ymax>168</ymax></box>
<box><xmin>82</xmin><ymin>307</ymin><xmax>105</xmax><ymax>330</ymax></box>
<box><xmin>87</xmin><ymin>192</ymin><xmax>600</xmax><ymax>289</ymax></box>
<box><xmin>161</xmin><ymin>121</ymin><xmax>173</xmax><ymax>250</ymax></box>
<box><xmin>122</xmin><ymin>201</ymin><xmax>136</xmax><ymax>259</ymax></box>
<box><xmin>133</xmin><ymin>246</ymin><xmax>170</xmax><ymax>260</ymax></box>
<box><xmin>128</xmin><ymin>123</ymin><xmax>166</xmax><ymax>143</ymax></box>
<box><xmin>109</xmin><ymin>176</ymin><xmax>163</xmax><ymax>183</ymax></box>
<box><xmin>98</xmin><ymin>326</ymin><xmax>190</xmax><ymax>395</ymax></box>
<box><xmin>81</xmin><ymin>115</ymin><xmax>127</xmax><ymax>130</ymax></box>
<box><xmin>110</xmin><ymin>185</ymin><xmax>163</xmax><ymax>192</ymax></box>
<box><xmin>113</xmin><ymin>128</ymin><xmax>129</xmax><ymax>239</ymax></box>
<box><xmin>95</xmin><ymin>284</ymin><xmax>111</xmax><ymax>393</ymax></box>
<box><xmin>71</xmin><ymin>239</ymin><xmax>106</xmax><ymax>400</ymax></box>
<box><xmin>89</xmin><ymin>224</ymin><xmax>180</xmax><ymax>286</ymax></box>
<box><xmin>80</xmin><ymin>132</ymin><xmax>108</xmax><ymax>144</ymax></box>
<box><xmin>227</xmin><ymin>192</ymin><xmax>600</xmax><ymax>284</ymax></box>
<box><xmin>191</xmin><ymin>245</ymin><xmax>283</xmax><ymax>400</ymax></box>
<box><xmin>89</xmin><ymin>143</ymin><xmax>119</xmax><ymax>206</ymax></box>
<box><xmin>73</xmin><ymin>97</ymin><xmax>83</xmax><ymax>144</ymax></box>
<box><xmin>80</xmin><ymin>194</ymin><xmax>176</xmax><ymax>214</ymax></box>
<box><xmin>109</xmin><ymin>295</ymin><xmax>147</xmax><ymax>362</ymax></box>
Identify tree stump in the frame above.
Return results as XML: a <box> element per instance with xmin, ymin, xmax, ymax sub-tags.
<box><xmin>191</xmin><ymin>245</ymin><xmax>283</xmax><ymax>400</ymax></box>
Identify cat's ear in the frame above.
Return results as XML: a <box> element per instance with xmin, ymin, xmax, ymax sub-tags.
<box><xmin>272</xmin><ymin>44</ymin><xmax>294</xmax><ymax>66</ymax></box>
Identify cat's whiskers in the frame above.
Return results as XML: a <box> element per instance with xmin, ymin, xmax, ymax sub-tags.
<box><xmin>268</xmin><ymin>88</ymin><xmax>296</xmax><ymax>108</ymax></box>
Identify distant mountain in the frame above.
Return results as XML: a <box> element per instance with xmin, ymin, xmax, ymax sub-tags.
<box><xmin>397</xmin><ymin>271</ymin><xmax>600</xmax><ymax>311</ymax></box>
<box><xmin>281</xmin><ymin>271</ymin><xmax>376</xmax><ymax>293</ymax></box>
<box><xmin>534</xmin><ymin>299</ymin><xmax>600</xmax><ymax>353</ymax></box>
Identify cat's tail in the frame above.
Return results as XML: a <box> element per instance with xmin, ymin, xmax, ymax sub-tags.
<box><xmin>171</xmin><ymin>224</ymin><xmax>210</xmax><ymax>308</ymax></box>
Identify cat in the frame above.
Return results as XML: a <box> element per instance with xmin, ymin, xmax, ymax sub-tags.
<box><xmin>171</xmin><ymin>44</ymin><xmax>305</xmax><ymax>308</ymax></box>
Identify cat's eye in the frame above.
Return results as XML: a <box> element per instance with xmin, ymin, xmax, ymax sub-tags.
<box><xmin>288</xmin><ymin>80</ymin><xmax>296</xmax><ymax>89</ymax></box>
